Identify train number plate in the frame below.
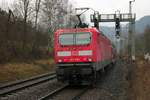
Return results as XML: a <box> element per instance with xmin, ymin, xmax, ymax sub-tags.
<box><xmin>71</xmin><ymin>51</ymin><xmax>78</xmax><ymax>56</ymax></box>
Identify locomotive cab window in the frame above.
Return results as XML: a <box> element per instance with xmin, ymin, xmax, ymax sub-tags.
<box><xmin>75</xmin><ymin>33</ymin><xmax>91</xmax><ymax>45</ymax></box>
<box><xmin>58</xmin><ymin>32</ymin><xmax>91</xmax><ymax>46</ymax></box>
<box><xmin>59</xmin><ymin>34</ymin><xmax>74</xmax><ymax>45</ymax></box>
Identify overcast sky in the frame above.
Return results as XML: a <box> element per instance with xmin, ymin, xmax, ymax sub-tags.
<box><xmin>1</xmin><ymin>0</ymin><xmax>150</xmax><ymax>19</ymax></box>
<box><xmin>72</xmin><ymin>0</ymin><xmax>150</xmax><ymax>20</ymax></box>
<box><xmin>0</xmin><ymin>0</ymin><xmax>150</xmax><ymax>21</ymax></box>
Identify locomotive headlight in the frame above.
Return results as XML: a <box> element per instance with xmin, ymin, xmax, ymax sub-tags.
<box><xmin>78</xmin><ymin>50</ymin><xmax>92</xmax><ymax>56</ymax></box>
<box><xmin>88</xmin><ymin>58</ymin><xmax>92</xmax><ymax>62</ymax></box>
<box><xmin>57</xmin><ymin>51</ymin><xmax>71</xmax><ymax>56</ymax></box>
<box><xmin>58</xmin><ymin>59</ymin><xmax>62</xmax><ymax>62</ymax></box>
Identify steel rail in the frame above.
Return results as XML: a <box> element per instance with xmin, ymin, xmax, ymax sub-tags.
<box><xmin>38</xmin><ymin>84</ymin><xmax>68</xmax><ymax>100</ymax></box>
<box><xmin>0</xmin><ymin>72</ymin><xmax>56</xmax><ymax>96</ymax></box>
<box><xmin>71</xmin><ymin>86</ymin><xmax>90</xmax><ymax>100</ymax></box>
<box><xmin>39</xmin><ymin>85</ymin><xmax>90</xmax><ymax>100</ymax></box>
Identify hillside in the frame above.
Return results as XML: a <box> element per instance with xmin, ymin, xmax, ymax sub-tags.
<box><xmin>135</xmin><ymin>16</ymin><xmax>150</xmax><ymax>33</ymax></box>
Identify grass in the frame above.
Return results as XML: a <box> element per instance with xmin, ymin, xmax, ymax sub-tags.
<box><xmin>0</xmin><ymin>58</ymin><xmax>55</xmax><ymax>85</ymax></box>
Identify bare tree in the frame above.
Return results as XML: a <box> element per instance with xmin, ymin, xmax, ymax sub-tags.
<box><xmin>42</xmin><ymin>0</ymin><xmax>60</xmax><ymax>47</ymax></box>
<box><xmin>42</xmin><ymin>0</ymin><xmax>57</xmax><ymax>31</ymax></box>
<box><xmin>29</xmin><ymin>0</ymin><xmax>42</xmax><ymax>53</ymax></box>
<box><xmin>34</xmin><ymin>0</ymin><xmax>41</xmax><ymax>30</ymax></box>
<box><xmin>13</xmin><ymin>0</ymin><xmax>33</xmax><ymax>49</ymax></box>
<box><xmin>42</xmin><ymin>0</ymin><xmax>77</xmax><ymax>46</ymax></box>
<box><xmin>66</xmin><ymin>3</ymin><xmax>78</xmax><ymax>28</ymax></box>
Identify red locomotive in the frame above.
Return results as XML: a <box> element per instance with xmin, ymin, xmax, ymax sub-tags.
<box><xmin>54</xmin><ymin>8</ymin><xmax>116</xmax><ymax>85</ymax></box>
<box><xmin>54</xmin><ymin>28</ymin><xmax>116</xmax><ymax>85</ymax></box>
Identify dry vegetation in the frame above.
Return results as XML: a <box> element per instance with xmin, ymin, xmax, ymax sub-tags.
<box><xmin>0</xmin><ymin>59</ymin><xmax>54</xmax><ymax>85</ymax></box>
<box><xmin>129</xmin><ymin>58</ymin><xmax>150</xmax><ymax>100</ymax></box>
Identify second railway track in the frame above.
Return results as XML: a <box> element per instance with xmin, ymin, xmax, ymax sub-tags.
<box><xmin>39</xmin><ymin>84</ymin><xmax>91</xmax><ymax>100</ymax></box>
<box><xmin>0</xmin><ymin>72</ymin><xmax>56</xmax><ymax>96</ymax></box>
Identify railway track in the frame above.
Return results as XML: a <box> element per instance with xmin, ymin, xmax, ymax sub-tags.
<box><xmin>71</xmin><ymin>87</ymin><xmax>90</xmax><ymax>100</ymax></box>
<box><xmin>39</xmin><ymin>84</ymin><xmax>69</xmax><ymax>100</ymax></box>
<box><xmin>39</xmin><ymin>84</ymin><xmax>90</xmax><ymax>100</ymax></box>
<box><xmin>0</xmin><ymin>72</ymin><xmax>56</xmax><ymax>96</ymax></box>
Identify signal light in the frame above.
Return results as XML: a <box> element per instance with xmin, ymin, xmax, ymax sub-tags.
<box><xmin>115</xmin><ymin>30</ymin><xmax>120</xmax><ymax>38</ymax></box>
<box><xmin>115</xmin><ymin>18</ymin><xmax>120</xmax><ymax>38</ymax></box>
<box><xmin>115</xmin><ymin>18</ymin><xmax>120</xmax><ymax>29</ymax></box>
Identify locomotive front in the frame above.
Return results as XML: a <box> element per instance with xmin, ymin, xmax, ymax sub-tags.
<box><xmin>54</xmin><ymin>29</ymin><xmax>96</xmax><ymax>85</ymax></box>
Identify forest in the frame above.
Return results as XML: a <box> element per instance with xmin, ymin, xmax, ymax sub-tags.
<box><xmin>0</xmin><ymin>0</ymin><xmax>78</xmax><ymax>63</ymax></box>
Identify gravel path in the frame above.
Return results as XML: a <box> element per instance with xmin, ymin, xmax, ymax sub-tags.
<box><xmin>49</xmin><ymin>86</ymin><xmax>87</xmax><ymax>100</ymax></box>
<box><xmin>80</xmin><ymin>60</ymin><xmax>129</xmax><ymax>100</ymax></box>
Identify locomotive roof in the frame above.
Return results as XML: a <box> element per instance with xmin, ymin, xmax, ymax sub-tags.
<box><xmin>55</xmin><ymin>28</ymin><xmax>98</xmax><ymax>33</ymax></box>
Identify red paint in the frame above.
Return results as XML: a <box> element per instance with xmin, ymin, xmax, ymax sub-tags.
<box><xmin>54</xmin><ymin>28</ymin><xmax>113</xmax><ymax>64</ymax></box>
